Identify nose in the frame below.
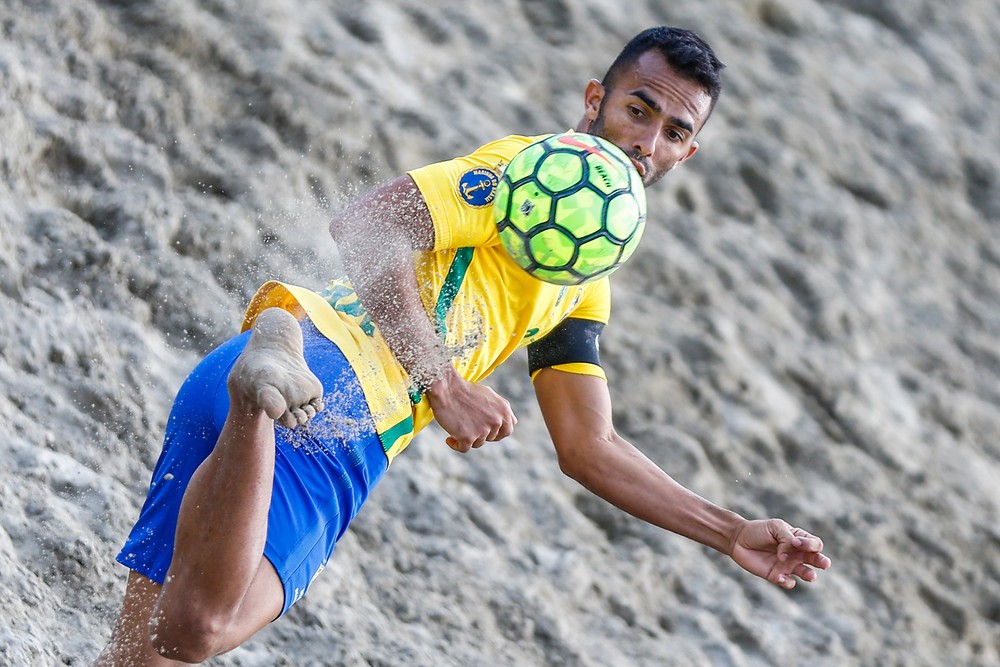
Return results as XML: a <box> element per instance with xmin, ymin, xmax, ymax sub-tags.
<box><xmin>633</xmin><ymin>127</ymin><xmax>658</xmax><ymax>158</ymax></box>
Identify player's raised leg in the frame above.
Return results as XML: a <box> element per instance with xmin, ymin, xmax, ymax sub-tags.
<box><xmin>94</xmin><ymin>308</ymin><xmax>324</xmax><ymax>665</ymax></box>
<box><xmin>153</xmin><ymin>307</ymin><xmax>323</xmax><ymax>662</ymax></box>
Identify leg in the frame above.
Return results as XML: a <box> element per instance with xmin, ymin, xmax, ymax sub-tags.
<box><xmin>95</xmin><ymin>308</ymin><xmax>324</xmax><ymax>665</ymax></box>
<box><xmin>152</xmin><ymin>308</ymin><xmax>323</xmax><ymax>662</ymax></box>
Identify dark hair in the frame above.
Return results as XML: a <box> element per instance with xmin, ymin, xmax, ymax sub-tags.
<box><xmin>602</xmin><ymin>26</ymin><xmax>725</xmax><ymax>115</ymax></box>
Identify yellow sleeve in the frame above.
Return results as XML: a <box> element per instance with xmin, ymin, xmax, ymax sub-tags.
<box><xmin>407</xmin><ymin>134</ymin><xmax>547</xmax><ymax>251</ymax></box>
<box><xmin>530</xmin><ymin>362</ymin><xmax>607</xmax><ymax>383</ymax></box>
<box><xmin>569</xmin><ymin>281</ymin><xmax>611</xmax><ymax>381</ymax></box>
<box><xmin>527</xmin><ymin>280</ymin><xmax>613</xmax><ymax>384</ymax></box>
<box><xmin>571</xmin><ymin>278</ymin><xmax>612</xmax><ymax>325</ymax></box>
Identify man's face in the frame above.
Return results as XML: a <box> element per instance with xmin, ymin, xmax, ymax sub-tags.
<box><xmin>583</xmin><ymin>50</ymin><xmax>712</xmax><ymax>187</ymax></box>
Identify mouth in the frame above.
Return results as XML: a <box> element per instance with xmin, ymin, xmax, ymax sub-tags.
<box><xmin>630</xmin><ymin>157</ymin><xmax>647</xmax><ymax>179</ymax></box>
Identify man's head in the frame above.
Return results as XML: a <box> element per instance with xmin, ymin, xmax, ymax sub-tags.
<box><xmin>577</xmin><ymin>26</ymin><xmax>725</xmax><ymax>187</ymax></box>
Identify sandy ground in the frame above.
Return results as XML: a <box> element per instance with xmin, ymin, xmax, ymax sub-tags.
<box><xmin>1</xmin><ymin>0</ymin><xmax>999</xmax><ymax>665</ymax></box>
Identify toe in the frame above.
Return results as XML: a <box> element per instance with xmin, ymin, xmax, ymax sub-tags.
<box><xmin>257</xmin><ymin>385</ymin><xmax>287</xmax><ymax>420</ymax></box>
<box><xmin>290</xmin><ymin>407</ymin><xmax>308</xmax><ymax>425</ymax></box>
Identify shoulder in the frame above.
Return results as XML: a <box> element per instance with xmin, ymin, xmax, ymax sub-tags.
<box><xmin>407</xmin><ymin>133</ymin><xmax>551</xmax><ymax>251</ymax></box>
<box><xmin>410</xmin><ymin>133</ymin><xmax>550</xmax><ymax>183</ymax></box>
<box><xmin>473</xmin><ymin>133</ymin><xmax>549</xmax><ymax>164</ymax></box>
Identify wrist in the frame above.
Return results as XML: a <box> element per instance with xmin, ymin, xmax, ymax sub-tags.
<box><xmin>423</xmin><ymin>364</ymin><xmax>461</xmax><ymax>396</ymax></box>
<box><xmin>722</xmin><ymin>513</ymin><xmax>749</xmax><ymax>557</ymax></box>
<box><xmin>407</xmin><ymin>361</ymin><xmax>458</xmax><ymax>403</ymax></box>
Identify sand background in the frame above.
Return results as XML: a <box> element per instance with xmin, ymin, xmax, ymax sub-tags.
<box><xmin>1</xmin><ymin>0</ymin><xmax>999</xmax><ymax>665</ymax></box>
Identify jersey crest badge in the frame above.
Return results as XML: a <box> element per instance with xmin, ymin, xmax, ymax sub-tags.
<box><xmin>457</xmin><ymin>167</ymin><xmax>498</xmax><ymax>207</ymax></box>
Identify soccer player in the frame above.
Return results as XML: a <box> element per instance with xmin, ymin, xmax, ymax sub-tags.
<box><xmin>94</xmin><ymin>26</ymin><xmax>830</xmax><ymax>666</ymax></box>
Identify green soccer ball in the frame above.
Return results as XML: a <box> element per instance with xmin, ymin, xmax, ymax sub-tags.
<box><xmin>493</xmin><ymin>132</ymin><xmax>646</xmax><ymax>286</ymax></box>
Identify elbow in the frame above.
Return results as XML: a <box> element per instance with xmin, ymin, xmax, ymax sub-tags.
<box><xmin>557</xmin><ymin>448</ymin><xmax>583</xmax><ymax>482</ymax></box>
<box><xmin>328</xmin><ymin>213</ymin><xmax>349</xmax><ymax>244</ymax></box>
<box><xmin>555</xmin><ymin>430</ymin><xmax>631</xmax><ymax>492</ymax></box>
<box><xmin>555</xmin><ymin>434</ymin><xmax>613</xmax><ymax>487</ymax></box>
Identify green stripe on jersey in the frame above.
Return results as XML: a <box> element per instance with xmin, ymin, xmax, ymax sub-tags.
<box><xmin>434</xmin><ymin>247</ymin><xmax>474</xmax><ymax>339</ymax></box>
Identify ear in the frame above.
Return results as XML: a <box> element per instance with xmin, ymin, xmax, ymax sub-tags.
<box><xmin>672</xmin><ymin>140</ymin><xmax>699</xmax><ymax>169</ymax></box>
<box><xmin>583</xmin><ymin>79</ymin><xmax>605</xmax><ymax>123</ymax></box>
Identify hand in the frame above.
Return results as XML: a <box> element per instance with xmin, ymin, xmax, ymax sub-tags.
<box><xmin>426</xmin><ymin>368</ymin><xmax>517</xmax><ymax>452</ymax></box>
<box><xmin>729</xmin><ymin>519</ymin><xmax>831</xmax><ymax>589</ymax></box>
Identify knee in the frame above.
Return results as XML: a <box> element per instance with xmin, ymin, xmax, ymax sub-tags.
<box><xmin>149</xmin><ymin>599</ymin><xmax>231</xmax><ymax>664</ymax></box>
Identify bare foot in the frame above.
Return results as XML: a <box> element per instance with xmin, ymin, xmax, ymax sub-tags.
<box><xmin>227</xmin><ymin>308</ymin><xmax>325</xmax><ymax>428</ymax></box>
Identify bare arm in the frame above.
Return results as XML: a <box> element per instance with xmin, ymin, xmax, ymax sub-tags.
<box><xmin>328</xmin><ymin>175</ymin><xmax>446</xmax><ymax>382</ymax></box>
<box><xmin>329</xmin><ymin>175</ymin><xmax>515</xmax><ymax>451</ymax></box>
<box><xmin>533</xmin><ymin>368</ymin><xmax>831</xmax><ymax>588</ymax></box>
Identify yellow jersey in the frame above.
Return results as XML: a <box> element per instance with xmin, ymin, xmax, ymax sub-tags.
<box><xmin>243</xmin><ymin>134</ymin><xmax>611</xmax><ymax>462</ymax></box>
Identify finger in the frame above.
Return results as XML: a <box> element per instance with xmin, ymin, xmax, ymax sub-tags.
<box><xmin>792</xmin><ymin>563</ymin><xmax>818</xmax><ymax>583</ymax></box>
<box><xmin>804</xmin><ymin>551</ymin><xmax>832</xmax><ymax>570</ymax></box>
<box><xmin>485</xmin><ymin>423</ymin><xmax>502</xmax><ymax>442</ymax></box>
<box><xmin>310</xmin><ymin>397</ymin><xmax>325</xmax><ymax>413</ymax></box>
<box><xmin>771</xmin><ymin>522</ymin><xmax>798</xmax><ymax>561</ymax></box>
<box><xmin>774</xmin><ymin>573</ymin><xmax>797</xmax><ymax>590</ymax></box>
<box><xmin>790</xmin><ymin>530</ymin><xmax>825</xmax><ymax>554</ymax></box>
<box><xmin>487</xmin><ymin>417</ymin><xmax>516</xmax><ymax>442</ymax></box>
<box><xmin>470</xmin><ymin>435</ymin><xmax>487</xmax><ymax>449</ymax></box>
<box><xmin>446</xmin><ymin>436</ymin><xmax>471</xmax><ymax>453</ymax></box>
<box><xmin>301</xmin><ymin>403</ymin><xmax>318</xmax><ymax>420</ymax></box>
<box><xmin>499</xmin><ymin>401</ymin><xmax>518</xmax><ymax>437</ymax></box>
<box><xmin>505</xmin><ymin>399</ymin><xmax>518</xmax><ymax>425</ymax></box>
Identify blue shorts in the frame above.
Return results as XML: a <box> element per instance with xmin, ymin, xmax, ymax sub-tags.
<box><xmin>117</xmin><ymin>320</ymin><xmax>388</xmax><ymax>616</ymax></box>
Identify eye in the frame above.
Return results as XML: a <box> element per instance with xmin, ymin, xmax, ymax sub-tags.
<box><xmin>665</xmin><ymin>128</ymin><xmax>685</xmax><ymax>142</ymax></box>
<box><xmin>628</xmin><ymin>105</ymin><xmax>645</xmax><ymax>118</ymax></box>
